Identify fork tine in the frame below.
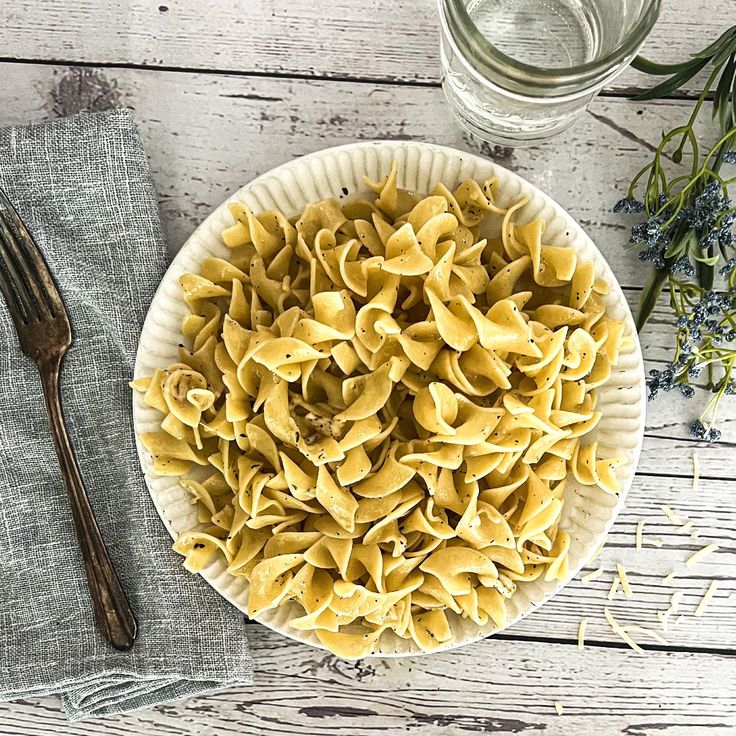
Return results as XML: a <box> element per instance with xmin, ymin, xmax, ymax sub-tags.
<box><xmin>0</xmin><ymin>189</ymin><xmax>62</xmax><ymax>319</ymax></box>
<box><xmin>0</xmin><ymin>216</ymin><xmax>45</xmax><ymax>321</ymax></box>
<box><xmin>0</xmin><ymin>250</ymin><xmax>31</xmax><ymax>325</ymax></box>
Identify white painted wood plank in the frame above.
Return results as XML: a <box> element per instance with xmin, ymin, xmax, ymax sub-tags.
<box><xmin>0</xmin><ymin>0</ymin><xmax>730</xmax><ymax>96</ymax></box>
<box><xmin>0</xmin><ymin>628</ymin><xmax>734</xmax><ymax>735</ymax></box>
<box><xmin>637</xmin><ymin>434</ymin><xmax>733</xmax><ymax>479</ymax></box>
<box><xmin>1</xmin><ymin>62</ymin><xmax>734</xmax><ymax>452</ymax></box>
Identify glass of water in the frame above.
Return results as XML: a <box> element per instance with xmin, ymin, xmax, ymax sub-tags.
<box><xmin>438</xmin><ymin>0</ymin><xmax>661</xmax><ymax>145</ymax></box>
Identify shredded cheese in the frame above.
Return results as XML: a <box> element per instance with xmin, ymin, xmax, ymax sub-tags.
<box><xmin>692</xmin><ymin>452</ymin><xmax>700</xmax><ymax>493</ymax></box>
<box><xmin>607</xmin><ymin>576</ymin><xmax>620</xmax><ymax>600</ymax></box>
<box><xmin>651</xmin><ymin>538</ymin><xmax>663</xmax><ymax>548</ymax></box>
<box><xmin>669</xmin><ymin>590</ymin><xmax>683</xmax><ymax>611</ymax></box>
<box><xmin>694</xmin><ymin>582</ymin><xmax>718</xmax><ymax>617</ymax></box>
<box><xmin>616</xmin><ymin>563</ymin><xmax>633</xmax><ymax>598</ymax></box>
<box><xmin>729</xmin><ymin>592</ymin><xmax>736</xmax><ymax>602</ymax></box>
<box><xmin>657</xmin><ymin>591</ymin><xmax>682</xmax><ymax>632</ymax></box>
<box><xmin>604</xmin><ymin>608</ymin><xmax>644</xmax><ymax>654</ymax></box>
<box><xmin>677</xmin><ymin>521</ymin><xmax>694</xmax><ymax>533</ymax></box>
<box><xmin>578</xmin><ymin>618</ymin><xmax>587</xmax><ymax>650</ymax></box>
<box><xmin>581</xmin><ymin>567</ymin><xmax>604</xmax><ymax>583</ymax></box>
<box><xmin>686</xmin><ymin>543</ymin><xmax>719</xmax><ymax>567</ymax></box>
<box><xmin>635</xmin><ymin>520</ymin><xmax>644</xmax><ymax>551</ymax></box>
<box><xmin>624</xmin><ymin>625</ymin><xmax>668</xmax><ymax>645</ymax></box>
<box><xmin>554</xmin><ymin>701</ymin><xmax>564</xmax><ymax>716</ymax></box>
<box><xmin>663</xmin><ymin>572</ymin><xmax>676</xmax><ymax>583</ymax></box>
<box><xmin>690</xmin><ymin>529</ymin><xmax>700</xmax><ymax>539</ymax></box>
<box><xmin>660</xmin><ymin>505</ymin><xmax>683</xmax><ymax>525</ymax></box>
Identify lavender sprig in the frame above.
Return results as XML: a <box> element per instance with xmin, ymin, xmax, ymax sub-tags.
<box><xmin>617</xmin><ymin>28</ymin><xmax>736</xmax><ymax>439</ymax></box>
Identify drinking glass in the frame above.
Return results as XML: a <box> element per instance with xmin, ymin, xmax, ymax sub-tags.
<box><xmin>438</xmin><ymin>0</ymin><xmax>661</xmax><ymax>145</ymax></box>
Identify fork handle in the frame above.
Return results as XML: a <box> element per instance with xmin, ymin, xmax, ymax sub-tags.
<box><xmin>39</xmin><ymin>357</ymin><xmax>138</xmax><ymax>651</ymax></box>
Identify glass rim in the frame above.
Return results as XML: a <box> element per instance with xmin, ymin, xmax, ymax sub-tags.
<box><xmin>439</xmin><ymin>0</ymin><xmax>662</xmax><ymax>96</ymax></box>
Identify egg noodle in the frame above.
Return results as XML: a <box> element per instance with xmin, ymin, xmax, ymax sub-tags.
<box><xmin>132</xmin><ymin>162</ymin><xmax>627</xmax><ymax>658</ymax></box>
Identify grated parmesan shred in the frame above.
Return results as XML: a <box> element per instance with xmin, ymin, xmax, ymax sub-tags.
<box><xmin>607</xmin><ymin>576</ymin><xmax>620</xmax><ymax>600</ymax></box>
<box><xmin>616</xmin><ymin>563</ymin><xmax>633</xmax><ymax>599</ymax></box>
<box><xmin>729</xmin><ymin>592</ymin><xmax>736</xmax><ymax>602</ymax></box>
<box><xmin>604</xmin><ymin>608</ymin><xmax>644</xmax><ymax>654</ymax></box>
<box><xmin>677</xmin><ymin>521</ymin><xmax>694</xmax><ymax>533</ymax></box>
<box><xmin>660</xmin><ymin>505</ymin><xmax>684</xmax><ymax>526</ymax></box>
<box><xmin>663</xmin><ymin>572</ymin><xmax>676</xmax><ymax>583</ymax></box>
<box><xmin>657</xmin><ymin>591</ymin><xmax>682</xmax><ymax>632</ymax></box>
<box><xmin>692</xmin><ymin>452</ymin><xmax>700</xmax><ymax>493</ymax></box>
<box><xmin>651</xmin><ymin>538</ymin><xmax>663</xmax><ymax>548</ymax></box>
<box><xmin>686</xmin><ymin>543</ymin><xmax>719</xmax><ymax>567</ymax></box>
<box><xmin>694</xmin><ymin>581</ymin><xmax>718</xmax><ymax>617</ymax></box>
<box><xmin>578</xmin><ymin>618</ymin><xmax>587</xmax><ymax>650</ymax></box>
<box><xmin>554</xmin><ymin>702</ymin><xmax>564</xmax><ymax>716</ymax></box>
<box><xmin>581</xmin><ymin>567</ymin><xmax>604</xmax><ymax>583</ymax></box>
<box><xmin>635</xmin><ymin>520</ymin><xmax>644</xmax><ymax>551</ymax></box>
<box><xmin>624</xmin><ymin>625</ymin><xmax>668</xmax><ymax>645</ymax></box>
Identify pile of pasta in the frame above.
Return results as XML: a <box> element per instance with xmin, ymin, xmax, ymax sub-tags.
<box><xmin>133</xmin><ymin>162</ymin><xmax>628</xmax><ymax>658</ymax></box>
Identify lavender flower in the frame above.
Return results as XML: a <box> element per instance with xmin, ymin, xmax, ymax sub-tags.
<box><xmin>718</xmin><ymin>219</ymin><xmax>735</xmax><ymax>247</ymax></box>
<box><xmin>700</xmin><ymin>229</ymin><xmax>719</xmax><ymax>249</ymax></box>
<box><xmin>719</xmin><ymin>258</ymin><xmax>736</xmax><ymax>276</ymax></box>
<box><xmin>678</xmin><ymin>384</ymin><xmax>695</xmax><ymax>398</ymax></box>
<box><xmin>613</xmin><ymin>197</ymin><xmax>645</xmax><ymax>214</ymax></box>
<box><xmin>671</xmin><ymin>256</ymin><xmax>695</xmax><ymax>277</ymax></box>
<box><xmin>632</xmin><ymin>216</ymin><xmax>668</xmax><ymax>245</ymax></box>
<box><xmin>687</xmin><ymin>183</ymin><xmax>730</xmax><ymax>229</ymax></box>
<box><xmin>690</xmin><ymin>420</ymin><xmax>721</xmax><ymax>441</ymax></box>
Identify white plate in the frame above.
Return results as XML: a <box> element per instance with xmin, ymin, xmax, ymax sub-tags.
<box><xmin>133</xmin><ymin>141</ymin><xmax>646</xmax><ymax>657</ymax></box>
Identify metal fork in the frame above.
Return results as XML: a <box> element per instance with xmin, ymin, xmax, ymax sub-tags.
<box><xmin>0</xmin><ymin>188</ymin><xmax>137</xmax><ymax>651</ymax></box>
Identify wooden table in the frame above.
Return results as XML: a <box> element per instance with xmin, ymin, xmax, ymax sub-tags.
<box><xmin>1</xmin><ymin>2</ymin><xmax>735</xmax><ymax>733</ymax></box>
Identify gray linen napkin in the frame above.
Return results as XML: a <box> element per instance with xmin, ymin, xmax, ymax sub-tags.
<box><xmin>0</xmin><ymin>109</ymin><xmax>253</xmax><ymax>720</ymax></box>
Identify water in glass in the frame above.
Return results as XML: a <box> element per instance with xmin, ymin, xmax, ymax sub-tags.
<box><xmin>438</xmin><ymin>0</ymin><xmax>660</xmax><ymax>145</ymax></box>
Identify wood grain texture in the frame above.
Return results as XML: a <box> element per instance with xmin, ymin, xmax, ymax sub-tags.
<box><xmin>1</xmin><ymin>61</ymin><xmax>734</xmax><ymax>450</ymax></box>
<box><xmin>0</xmin><ymin>0</ymin><xmax>730</xmax><ymax>96</ymax></box>
<box><xmin>0</xmin><ymin>65</ymin><xmax>736</xmax><ymax>648</ymax></box>
<box><xmin>0</xmin><ymin>62</ymin><xmax>716</xmax><ymax>289</ymax></box>
<box><xmin>1</xmin><ymin>628</ymin><xmax>735</xmax><ymax>736</ymax></box>
<box><xmin>0</xmin><ymin>64</ymin><xmax>733</xmax><ymax>638</ymax></box>
<box><xmin>0</xmin><ymin>34</ymin><xmax>735</xmax><ymax>731</ymax></box>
